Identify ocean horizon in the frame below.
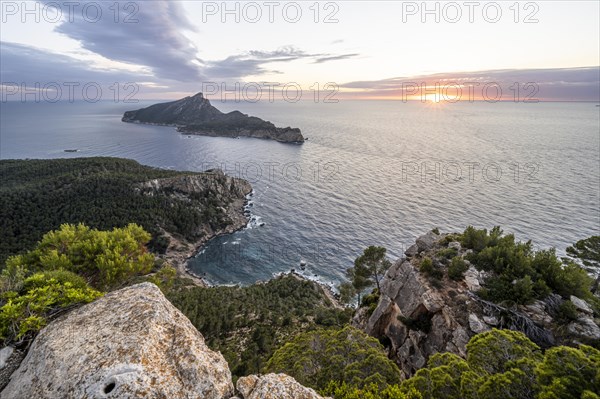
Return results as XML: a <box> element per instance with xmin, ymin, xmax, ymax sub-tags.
<box><xmin>1</xmin><ymin>99</ymin><xmax>599</xmax><ymax>286</ymax></box>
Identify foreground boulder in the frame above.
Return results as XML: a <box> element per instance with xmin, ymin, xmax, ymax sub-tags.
<box><xmin>1</xmin><ymin>283</ymin><xmax>234</xmax><ymax>399</ymax></box>
<box><xmin>235</xmin><ymin>374</ymin><xmax>327</xmax><ymax>399</ymax></box>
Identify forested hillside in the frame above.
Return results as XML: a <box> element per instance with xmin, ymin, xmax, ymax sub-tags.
<box><xmin>0</xmin><ymin>157</ymin><xmax>248</xmax><ymax>263</ymax></box>
<box><xmin>167</xmin><ymin>275</ymin><xmax>352</xmax><ymax>379</ymax></box>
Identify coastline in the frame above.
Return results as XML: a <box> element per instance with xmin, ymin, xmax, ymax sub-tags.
<box><xmin>160</xmin><ymin>189</ymin><xmax>254</xmax><ymax>287</ymax></box>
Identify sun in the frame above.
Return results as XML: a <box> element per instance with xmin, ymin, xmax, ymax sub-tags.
<box><xmin>425</xmin><ymin>93</ymin><xmax>442</xmax><ymax>104</ymax></box>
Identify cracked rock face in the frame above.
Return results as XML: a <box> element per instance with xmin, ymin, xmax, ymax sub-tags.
<box><xmin>363</xmin><ymin>256</ymin><xmax>475</xmax><ymax>378</ymax></box>
<box><xmin>235</xmin><ymin>374</ymin><xmax>328</xmax><ymax>399</ymax></box>
<box><xmin>1</xmin><ymin>283</ymin><xmax>234</xmax><ymax>399</ymax></box>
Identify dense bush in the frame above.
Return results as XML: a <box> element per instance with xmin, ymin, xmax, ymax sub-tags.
<box><xmin>0</xmin><ymin>223</ymin><xmax>156</xmax><ymax>344</ymax></box>
<box><xmin>265</xmin><ymin>326</ymin><xmax>402</xmax><ymax>391</ymax></box>
<box><xmin>448</xmin><ymin>256</ymin><xmax>469</xmax><ymax>280</ymax></box>
<box><xmin>437</xmin><ymin>247</ymin><xmax>458</xmax><ymax>260</ymax></box>
<box><xmin>6</xmin><ymin>223</ymin><xmax>154</xmax><ymax>290</ymax></box>
<box><xmin>0</xmin><ymin>270</ymin><xmax>102</xmax><ymax>342</ymax></box>
<box><xmin>328</xmin><ymin>329</ymin><xmax>600</xmax><ymax>399</ymax></box>
<box><xmin>460</xmin><ymin>226</ymin><xmax>593</xmax><ymax>304</ymax></box>
<box><xmin>419</xmin><ymin>257</ymin><xmax>442</xmax><ymax>281</ymax></box>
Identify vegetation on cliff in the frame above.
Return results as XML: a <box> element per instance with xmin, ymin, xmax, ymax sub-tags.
<box><xmin>268</xmin><ymin>328</ymin><xmax>598</xmax><ymax>399</ymax></box>
<box><xmin>0</xmin><ymin>157</ymin><xmax>246</xmax><ymax>263</ymax></box>
<box><xmin>265</xmin><ymin>326</ymin><xmax>401</xmax><ymax>390</ymax></box>
<box><xmin>167</xmin><ymin>275</ymin><xmax>352</xmax><ymax>380</ymax></box>
<box><xmin>0</xmin><ymin>223</ymin><xmax>161</xmax><ymax>343</ymax></box>
<box><xmin>460</xmin><ymin>226</ymin><xmax>596</xmax><ymax>306</ymax></box>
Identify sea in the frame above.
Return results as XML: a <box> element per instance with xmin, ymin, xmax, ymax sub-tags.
<box><xmin>1</xmin><ymin>100</ymin><xmax>599</xmax><ymax>287</ymax></box>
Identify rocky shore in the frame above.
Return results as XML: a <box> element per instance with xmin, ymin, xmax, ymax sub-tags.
<box><xmin>134</xmin><ymin>172</ymin><xmax>253</xmax><ymax>287</ymax></box>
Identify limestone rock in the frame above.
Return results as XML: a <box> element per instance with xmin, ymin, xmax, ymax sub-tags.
<box><xmin>463</xmin><ymin>266</ymin><xmax>481</xmax><ymax>291</ymax></box>
<box><xmin>236</xmin><ymin>374</ymin><xmax>327</xmax><ymax>399</ymax></box>
<box><xmin>358</xmin><ymin>230</ymin><xmax>600</xmax><ymax>378</ymax></box>
<box><xmin>363</xmin><ymin>256</ymin><xmax>479</xmax><ymax>377</ymax></box>
<box><xmin>416</xmin><ymin>231</ymin><xmax>439</xmax><ymax>253</ymax></box>
<box><xmin>567</xmin><ymin>316</ymin><xmax>600</xmax><ymax>341</ymax></box>
<box><xmin>0</xmin><ymin>347</ymin><xmax>13</xmax><ymax>371</ymax></box>
<box><xmin>0</xmin><ymin>346</ymin><xmax>24</xmax><ymax>392</ymax></box>
<box><xmin>448</xmin><ymin>241</ymin><xmax>462</xmax><ymax>251</ymax></box>
<box><xmin>522</xmin><ymin>300</ymin><xmax>554</xmax><ymax>327</ymax></box>
<box><xmin>468</xmin><ymin>313</ymin><xmax>489</xmax><ymax>334</ymax></box>
<box><xmin>570</xmin><ymin>296</ymin><xmax>594</xmax><ymax>315</ymax></box>
<box><xmin>405</xmin><ymin>244</ymin><xmax>419</xmax><ymax>257</ymax></box>
<box><xmin>1</xmin><ymin>283</ymin><xmax>234</xmax><ymax>399</ymax></box>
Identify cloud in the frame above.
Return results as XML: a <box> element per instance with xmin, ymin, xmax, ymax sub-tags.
<box><xmin>40</xmin><ymin>0</ymin><xmax>203</xmax><ymax>82</ymax></box>
<box><xmin>0</xmin><ymin>42</ymin><xmax>145</xmax><ymax>84</ymax></box>
<box><xmin>313</xmin><ymin>53</ymin><xmax>360</xmax><ymax>64</ymax></box>
<box><xmin>203</xmin><ymin>46</ymin><xmax>361</xmax><ymax>78</ymax></box>
<box><xmin>340</xmin><ymin>67</ymin><xmax>600</xmax><ymax>101</ymax></box>
<box><xmin>32</xmin><ymin>2</ymin><xmax>362</xmax><ymax>82</ymax></box>
<box><xmin>0</xmin><ymin>41</ymin><xmax>194</xmax><ymax>100</ymax></box>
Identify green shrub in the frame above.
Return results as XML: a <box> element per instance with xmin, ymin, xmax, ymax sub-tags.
<box><xmin>464</xmin><ymin>226</ymin><xmax>594</xmax><ymax>304</ymax></box>
<box><xmin>146</xmin><ymin>264</ymin><xmax>177</xmax><ymax>294</ymax></box>
<box><xmin>321</xmin><ymin>381</ymin><xmax>422</xmax><ymax>399</ymax></box>
<box><xmin>265</xmin><ymin>326</ymin><xmax>402</xmax><ymax>391</ymax></box>
<box><xmin>461</xmin><ymin>226</ymin><xmax>503</xmax><ymax>252</ymax></box>
<box><xmin>0</xmin><ymin>272</ymin><xmax>103</xmax><ymax>342</ymax></box>
<box><xmin>168</xmin><ymin>275</ymin><xmax>350</xmax><ymax>379</ymax></box>
<box><xmin>420</xmin><ymin>257</ymin><xmax>443</xmax><ymax>280</ymax></box>
<box><xmin>557</xmin><ymin>300</ymin><xmax>579</xmax><ymax>323</ymax></box>
<box><xmin>448</xmin><ymin>257</ymin><xmax>469</xmax><ymax>281</ymax></box>
<box><xmin>6</xmin><ymin>223</ymin><xmax>154</xmax><ymax>290</ymax></box>
<box><xmin>437</xmin><ymin>248</ymin><xmax>458</xmax><ymax>260</ymax></box>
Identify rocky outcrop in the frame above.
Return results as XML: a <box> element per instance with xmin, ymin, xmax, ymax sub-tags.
<box><xmin>1</xmin><ymin>283</ymin><xmax>328</xmax><ymax>399</ymax></box>
<box><xmin>357</xmin><ymin>230</ymin><xmax>600</xmax><ymax>379</ymax></box>
<box><xmin>123</xmin><ymin>93</ymin><xmax>304</xmax><ymax>143</ymax></box>
<box><xmin>0</xmin><ymin>347</ymin><xmax>24</xmax><ymax>392</ymax></box>
<box><xmin>235</xmin><ymin>374</ymin><xmax>328</xmax><ymax>399</ymax></box>
<box><xmin>1</xmin><ymin>283</ymin><xmax>234</xmax><ymax>399</ymax></box>
<box><xmin>137</xmin><ymin>170</ymin><xmax>252</xmax><ymax>279</ymax></box>
<box><xmin>362</xmin><ymin>255</ymin><xmax>473</xmax><ymax>377</ymax></box>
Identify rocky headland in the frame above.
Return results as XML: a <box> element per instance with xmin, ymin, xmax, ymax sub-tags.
<box><xmin>122</xmin><ymin>93</ymin><xmax>304</xmax><ymax>144</ymax></box>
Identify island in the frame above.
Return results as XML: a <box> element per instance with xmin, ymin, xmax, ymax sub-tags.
<box><xmin>122</xmin><ymin>92</ymin><xmax>304</xmax><ymax>143</ymax></box>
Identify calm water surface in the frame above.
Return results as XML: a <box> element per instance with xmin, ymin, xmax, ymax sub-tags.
<box><xmin>1</xmin><ymin>100</ymin><xmax>598</xmax><ymax>286</ymax></box>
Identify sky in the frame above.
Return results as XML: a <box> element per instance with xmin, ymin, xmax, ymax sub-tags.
<box><xmin>1</xmin><ymin>0</ymin><xmax>599</xmax><ymax>101</ymax></box>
